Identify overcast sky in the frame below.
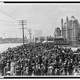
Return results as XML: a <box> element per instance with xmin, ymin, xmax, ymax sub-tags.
<box><xmin>0</xmin><ymin>3</ymin><xmax>80</xmax><ymax>38</ymax></box>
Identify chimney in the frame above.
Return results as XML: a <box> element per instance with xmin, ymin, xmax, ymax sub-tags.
<box><xmin>66</xmin><ymin>16</ymin><xmax>68</xmax><ymax>23</ymax></box>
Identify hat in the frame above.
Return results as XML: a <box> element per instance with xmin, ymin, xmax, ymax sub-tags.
<box><xmin>48</xmin><ymin>66</ymin><xmax>53</xmax><ymax>69</ymax></box>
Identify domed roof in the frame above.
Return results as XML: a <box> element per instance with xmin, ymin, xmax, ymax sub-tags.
<box><xmin>71</xmin><ymin>16</ymin><xmax>76</xmax><ymax>21</ymax></box>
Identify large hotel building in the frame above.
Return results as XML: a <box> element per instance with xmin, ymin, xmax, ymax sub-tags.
<box><xmin>55</xmin><ymin>16</ymin><xmax>80</xmax><ymax>46</ymax></box>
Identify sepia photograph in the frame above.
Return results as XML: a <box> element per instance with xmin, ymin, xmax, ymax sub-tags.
<box><xmin>0</xmin><ymin>1</ymin><xmax>80</xmax><ymax>78</ymax></box>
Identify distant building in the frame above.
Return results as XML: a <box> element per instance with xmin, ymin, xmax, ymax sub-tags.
<box><xmin>61</xmin><ymin>16</ymin><xmax>80</xmax><ymax>46</ymax></box>
<box><xmin>35</xmin><ymin>36</ymin><xmax>54</xmax><ymax>43</ymax></box>
<box><xmin>54</xmin><ymin>27</ymin><xmax>61</xmax><ymax>38</ymax></box>
<box><xmin>47</xmin><ymin>36</ymin><xmax>54</xmax><ymax>41</ymax></box>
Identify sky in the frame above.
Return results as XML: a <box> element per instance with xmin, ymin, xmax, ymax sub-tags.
<box><xmin>0</xmin><ymin>3</ymin><xmax>80</xmax><ymax>38</ymax></box>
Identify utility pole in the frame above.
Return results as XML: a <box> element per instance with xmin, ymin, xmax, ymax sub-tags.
<box><xmin>18</xmin><ymin>20</ymin><xmax>26</xmax><ymax>75</ymax></box>
<box><xmin>19</xmin><ymin>20</ymin><xmax>26</xmax><ymax>45</ymax></box>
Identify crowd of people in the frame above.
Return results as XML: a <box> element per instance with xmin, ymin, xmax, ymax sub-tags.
<box><xmin>0</xmin><ymin>42</ymin><xmax>80</xmax><ymax>76</ymax></box>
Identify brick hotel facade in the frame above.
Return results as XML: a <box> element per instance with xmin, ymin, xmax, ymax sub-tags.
<box><xmin>60</xmin><ymin>16</ymin><xmax>80</xmax><ymax>46</ymax></box>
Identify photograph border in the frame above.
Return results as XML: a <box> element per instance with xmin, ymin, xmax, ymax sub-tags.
<box><xmin>1</xmin><ymin>0</ymin><xmax>80</xmax><ymax>79</ymax></box>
